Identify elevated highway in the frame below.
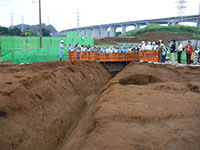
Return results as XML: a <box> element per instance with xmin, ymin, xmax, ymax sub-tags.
<box><xmin>60</xmin><ymin>15</ymin><xmax>199</xmax><ymax>38</ymax></box>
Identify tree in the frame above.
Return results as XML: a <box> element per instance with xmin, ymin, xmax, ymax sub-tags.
<box><xmin>42</xmin><ymin>28</ymin><xmax>50</xmax><ymax>36</ymax></box>
<box><xmin>0</xmin><ymin>26</ymin><xmax>8</xmax><ymax>35</ymax></box>
<box><xmin>8</xmin><ymin>27</ymin><xmax>21</xmax><ymax>36</ymax></box>
<box><xmin>21</xmin><ymin>28</ymin><xmax>38</xmax><ymax>36</ymax></box>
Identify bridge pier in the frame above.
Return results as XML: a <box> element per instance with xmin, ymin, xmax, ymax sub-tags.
<box><xmin>135</xmin><ymin>24</ymin><xmax>140</xmax><ymax>29</ymax></box>
<box><xmin>100</xmin><ymin>27</ymin><xmax>108</xmax><ymax>38</ymax></box>
<box><xmin>122</xmin><ymin>25</ymin><xmax>127</xmax><ymax>34</ymax></box>
<box><xmin>110</xmin><ymin>26</ymin><xmax>116</xmax><ymax>37</ymax></box>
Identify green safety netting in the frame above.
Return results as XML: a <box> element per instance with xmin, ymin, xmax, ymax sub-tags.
<box><xmin>165</xmin><ymin>47</ymin><xmax>187</xmax><ymax>63</ymax></box>
<box><xmin>0</xmin><ymin>37</ymin><xmax>94</xmax><ymax>49</ymax></box>
<box><xmin>0</xmin><ymin>32</ymin><xmax>94</xmax><ymax>64</ymax></box>
<box><xmin>1</xmin><ymin>48</ymin><xmax>69</xmax><ymax>64</ymax></box>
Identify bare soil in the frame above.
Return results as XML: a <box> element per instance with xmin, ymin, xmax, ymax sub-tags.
<box><xmin>1</xmin><ymin>61</ymin><xmax>200</xmax><ymax>150</ymax></box>
<box><xmin>60</xmin><ymin>63</ymin><xmax>200</xmax><ymax>150</ymax></box>
<box><xmin>94</xmin><ymin>32</ymin><xmax>195</xmax><ymax>45</ymax></box>
<box><xmin>0</xmin><ymin>61</ymin><xmax>111</xmax><ymax>150</ymax></box>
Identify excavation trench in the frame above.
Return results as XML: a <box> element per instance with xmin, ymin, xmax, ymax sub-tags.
<box><xmin>1</xmin><ymin>62</ymin><xmax>200</xmax><ymax>150</ymax></box>
<box><xmin>0</xmin><ymin>61</ymin><xmax>112</xmax><ymax>150</ymax></box>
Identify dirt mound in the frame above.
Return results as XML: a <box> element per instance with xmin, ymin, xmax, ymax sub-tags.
<box><xmin>94</xmin><ymin>32</ymin><xmax>195</xmax><ymax>45</ymax></box>
<box><xmin>60</xmin><ymin>63</ymin><xmax>200</xmax><ymax>150</ymax></box>
<box><xmin>0</xmin><ymin>61</ymin><xmax>111</xmax><ymax>150</ymax></box>
<box><xmin>119</xmin><ymin>74</ymin><xmax>162</xmax><ymax>85</ymax></box>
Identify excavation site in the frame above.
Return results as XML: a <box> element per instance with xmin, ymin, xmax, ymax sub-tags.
<box><xmin>0</xmin><ymin>61</ymin><xmax>200</xmax><ymax>150</ymax></box>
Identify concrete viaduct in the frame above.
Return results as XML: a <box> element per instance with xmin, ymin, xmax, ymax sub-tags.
<box><xmin>60</xmin><ymin>15</ymin><xmax>199</xmax><ymax>38</ymax></box>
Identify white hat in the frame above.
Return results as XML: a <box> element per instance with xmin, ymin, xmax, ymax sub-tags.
<box><xmin>61</xmin><ymin>40</ymin><xmax>64</xmax><ymax>43</ymax></box>
<box><xmin>152</xmin><ymin>41</ymin><xmax>155</xmax><ymax>45</ymax></box>
<box><xmin>159</xmin><ymin>40</ymin><xmax>162</xmax><ymax>43</ymax></box>
<box><xmin>141</xmin><ymin>41</ymin><xmax>145</xmax><ymax>44</ymax></box>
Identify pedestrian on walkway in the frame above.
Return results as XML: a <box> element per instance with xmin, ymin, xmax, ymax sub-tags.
<box><xmin>185</xmin><ymin>41</ymin><xmax>194</xmax><ymax>64</ymax></box>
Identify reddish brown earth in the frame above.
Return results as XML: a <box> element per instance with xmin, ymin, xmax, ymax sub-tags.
<box><xmin>94</xmin><ymin>32</ymin><xmax>195</xmax><ymax>45</ymax></box>
<box><xmin>60</xmin><ymin>63</ymin><xmax>200</xmax><ymax>150</ymax></box>
<box><xmin>0</xmin><ymin>61</ymin><xmax>111</xmax><ymax>150</ymax></box>
<box><xmin>1</xmin><ymin>61</ymin><xmax>200</xmax><ymax>150</ymax></box>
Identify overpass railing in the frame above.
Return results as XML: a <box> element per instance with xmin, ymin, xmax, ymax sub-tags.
<box><xmin>68</xmin><ymin>51</ymin><xmax>159</xmax><ymax>63</ymax></box>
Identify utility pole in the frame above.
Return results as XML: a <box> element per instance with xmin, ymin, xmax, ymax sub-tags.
<box><xmin>39</xmin><ymin>0</ymin><xmax>42</xmax><ymax>48</ymax></box>
<box><xmin>177</xmin><ymin>0</ymin><xmax>186</xmax><ymax>22</ymax></box>
<box><xmin>48</xmin><ymin>16</ymin><xmax>50</xmax><ymax>25</ymax></box>
<box><xmin>196</xmin><ymin>1</ymin><xmax>200</xmax><ymax>49</ymax></box>
<box><xmin>77</xmin><ymin>10</ymin><xmax>80</xmax><ymax>28</ymax></box>
<box><xmin>10</xmin><ymin>13</ymin><xmax>14</xmax><ymax>28</ymax></box>
<box><xmin>21</xmin><ymin>16</ymin><xmax>24</xmax><ymax>32</ymax></box>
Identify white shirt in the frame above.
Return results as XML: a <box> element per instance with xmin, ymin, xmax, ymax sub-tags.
<box><xmin>178</xmin><ymin>44</ymin><xmax>183</xmax><ymax>52</ymax></box>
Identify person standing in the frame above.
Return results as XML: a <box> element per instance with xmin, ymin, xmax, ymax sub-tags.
<box><xmin>161</xmin><ymin>42</ymin><xmax>168</xmax><ymax>63</ymax></box>
<box><xmin>67</xmin><ymin>43</ymin><xmax>74</xmax><ymax>52</ymax></box>
<box><xmin>75</xmin><ymin>43</ymin><xmax>81</xmax><ymax>59</ymax></box>
<box><xmin>177</xmin><ymin>41</ymin><xmax>183</xmax><ymax>64</ymax></box>
<box><xmin>170</xmin><ymin>40</ymin><xmax>176</xmax><ymax>63</ymax></box>
<box><xmin>158</xmin><ymin>40</ymin><xmax>164</xmax><ymax>62</ymax></box>
<box><xmin>185</xmin><ymin>41</ymin><xmax>194</xmax><ymax>64</ymax></box>
<box><xmin>59</xmin><ymin>40</ymin><xmax>65</xmax><ymax>61</ymax></box>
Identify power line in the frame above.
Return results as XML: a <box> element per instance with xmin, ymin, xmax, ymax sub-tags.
<box><xmin>177</xmin><ymin>0</ymin><xmax>187</xmax><ymax>21</ymax></box>
<box><xmin>21</xmin><ymin>16</ymin><xmax>24</xmax><ymax>31</ymax></box>
<box><xmin>77</xmin><ymin>10</ymin><xmax>80</xmax><ymax>28</ymax></box>
<box><xmin>10</xmin><ymin>12</ymin><xmax>14</xmax><ymax>27</ymax></box>
<box><xmin>0</xmin><ymin>0</ymin><xmax>32</xmax><ymax>7</ymax></box>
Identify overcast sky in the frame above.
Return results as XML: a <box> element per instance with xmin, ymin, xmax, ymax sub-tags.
<box><xmin>0</xmin><ymin>0</ymin><xmax>199</xmax><ymax>32</ymax></box>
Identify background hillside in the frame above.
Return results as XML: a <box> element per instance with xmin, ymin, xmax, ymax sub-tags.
<box><xmin>15</xmin><ymin>23</ymin><xmax>57</xmax><ymax>35</ymax></box>
<box><xmin>119</xmin><ymin>24</ymin><xmax>199</xmax><ymax>37</ymax></box>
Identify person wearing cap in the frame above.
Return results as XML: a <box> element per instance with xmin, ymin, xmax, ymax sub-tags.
<box><xmin>161</xmin><ymin>41</ymin><xmax>168</xmax><ymax>63</ymax></box>
<box><xmin>146</xmin><ymin>41</ymin><xmax>152</xmax><ymax>50</ymax></box>
<box><xmin>59</xmin><ymin>40</ymin><xmax>65</xmax><ymax>61</ymax></box>
<box><xmin>184</xmin><ymin>41</ymin><xmax>194</xmax><ymax>64</ymax></box>
<box><xmin>141</xmin><ymin>41</ymin><xmax>146</xmax><ymax>50</ymax></box>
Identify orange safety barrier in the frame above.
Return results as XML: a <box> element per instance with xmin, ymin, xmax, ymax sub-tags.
<box><xmin>69</xmin><ymin>51</ymin><xmax>159</xmax><ymax>62</ymax></box>
<box><xmin>127</xmin><ymin>52</ymin><xmax>140</xmax><ymax>61</ymax></box>
<box><xmin>140</xmin><ymin>50</ymin><xmax>159</xmax><ymax>62</ymax></box>
<box><xmin>69</xmin><ymin>51</ymin><xmax>79</xmax><ymax>61</ymax></box>
<box><xmin>80</xmin><ymin>52</ymin><xmax>90</xmax><ymax>61</ymax></box>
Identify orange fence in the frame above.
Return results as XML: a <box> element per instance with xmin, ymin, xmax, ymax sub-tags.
<box><xmin>68</xmin><ymin>51</ymin><xmax>159</xmax><ymax>62</ymax></box>
<box><xmin>140</xmin><ymin>51</ymin><xmax>159</xmax><ymax>62</ymax></box>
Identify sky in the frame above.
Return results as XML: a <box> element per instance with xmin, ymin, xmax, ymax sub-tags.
<box><xmin>0</xmin><ymin>0</ymin><xmax>199</xmax><ymax>32</ymax></box>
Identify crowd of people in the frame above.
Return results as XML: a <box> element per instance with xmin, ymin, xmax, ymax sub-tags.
<box><xmin>59</xmin><ymin>39</ymin><xmax>200</xmax><ymax>64</ymax></box>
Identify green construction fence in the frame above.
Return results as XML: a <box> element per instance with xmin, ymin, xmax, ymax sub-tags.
<box><xmin>0</xmin><ymin>36</ymin><xmax>94</xmax><ymax>49</ymax></box>
<box><xmin>1</xmin><ymin>48</ymin><xmax>69</xmax><ymax>64</ymax></box>
<box><xmin>0</xmin><ymin>32</ymin><xmax>94</xmax><ymax>64</ymax></box>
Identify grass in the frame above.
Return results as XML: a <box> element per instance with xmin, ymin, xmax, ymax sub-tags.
<box><xmin>119</xmin><ymin>24</ymin><xmax>199</xmax><ymax>38</ymax></box>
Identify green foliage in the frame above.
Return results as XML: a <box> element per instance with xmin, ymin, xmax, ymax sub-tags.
<box><xmin>0</xmin><ymin>26</ymin><xmax>8</xmax><ymax>35</ymax></box>
<box><xmin>8</xmin><ymin>27</ymin><xmax>21</xmax><ymax>36</ymax></box>
<box><xmin>119</xmin><ymin>24</ymin><xmax>199</xmax><ymax>37</ymax></box>
<box><xmin>42</xmin><ymin>28</ymin><xmax>50</xmax><ymax>36</ymax></box>
<box><xmin>21</xmin><ymin>28</ymin><xmax>38</xmax><ymax>36</ymax></box>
